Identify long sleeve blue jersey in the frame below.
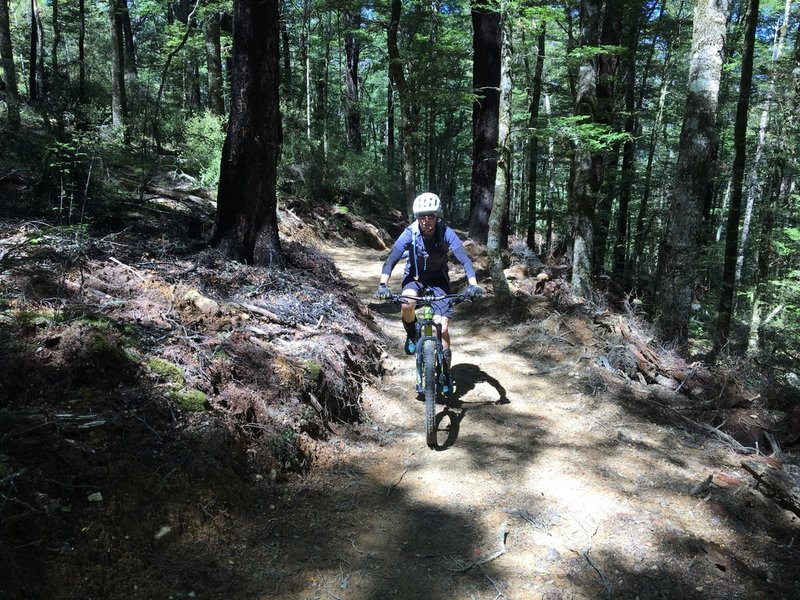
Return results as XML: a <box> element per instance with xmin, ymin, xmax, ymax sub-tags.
<box><xmin>381</xmin><ymin>221</ymin><xmax>477</xmax><ymax>283</ymax></box>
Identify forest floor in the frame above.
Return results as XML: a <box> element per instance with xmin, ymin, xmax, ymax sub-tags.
<box><xmin>1</xmin><ymin>186</ymin><xmax>800</xmax><ymax>600</ymax></box>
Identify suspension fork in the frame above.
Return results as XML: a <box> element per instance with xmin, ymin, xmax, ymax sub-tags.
<box><xmin>415</xmin><ymin>305</ymin><xmax>443</xmax><ymax>377</ymax></box>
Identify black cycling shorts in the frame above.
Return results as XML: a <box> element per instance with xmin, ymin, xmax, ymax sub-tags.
<box><xmin>400</xmin><ymin>276</ymin><xmax>454</xmax><ymax>318</ymax></box>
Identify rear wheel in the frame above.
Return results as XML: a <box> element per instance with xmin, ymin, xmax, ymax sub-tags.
<box><xmin>422</xmin><ymin>339</ymin><xmax>438</xmax><ymax>447</ymax></box>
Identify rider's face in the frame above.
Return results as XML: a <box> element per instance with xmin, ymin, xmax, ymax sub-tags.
<box><xmin>417</xmin><ymin>213</ymin><xmax>437</xmax><ymax>235</ymax></box>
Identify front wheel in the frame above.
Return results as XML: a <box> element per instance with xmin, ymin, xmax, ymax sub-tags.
<box><xmin>422</xmin><ymin>339</ymin><xmax>438</xmax><ymax>447</ymax></box>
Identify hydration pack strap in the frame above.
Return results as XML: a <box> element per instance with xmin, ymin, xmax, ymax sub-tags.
<box><xmin>411</xmin><ymin>223</ymin><xmax>420</xmax><ymax>281</ymax></box>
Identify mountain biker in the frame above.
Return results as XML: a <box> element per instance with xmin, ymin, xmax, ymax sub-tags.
<box><xmin>376</xmin><ymin>192</ymin><xmax>483</xmax><ymax>394</ymax></box>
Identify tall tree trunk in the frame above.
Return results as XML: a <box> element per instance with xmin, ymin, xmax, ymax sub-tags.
<box><xmin>613</xmin><ymin>5</ymin><xmax>643</xmax><ymax>282</ymax></box>
<box><xmin>212</xmin><ymin>0</ymin><xmax>284</xmax><ymax>268</ymax></box>
<box><xmin>388</xmin><ymin>0</ymin><xmax>417</xmax><ymax>213</ymax></box>
<box><xmin>386</xmin><ymin>73</ymin><xmax>395</xmax><ymax>174</ymax></box>
<box><xmin>713</xmin><ymin>0</ymin><xmax>759</xmax><ymax>356</ymax></box>
<box><xmin>543</xmin><ymin>92</ymin><xmax>555</xmax><ymax>255</ymax></box>
<box><xmin>633</xmin><ymin>0</ymin><xmax>683</xmax><ymax>283</ymax></box>
<box><xmin>121</xmin><ymin>0</ymin><xmax>136</xmax><ymax>79</ymax></box>
<box><xmin>51</xmin><ymin>0</ymin><xmax>59</xmax><ymax>82</ymax></box>
<box><xmin>655</xmin><ymin>0</ymin><xmax>729</xmax><ymax>351</ymax></box>
<box><xmin>737</xmin><ymin>0</ymin><xmax>791</xmax><ymax>284</ymax></box>
<box><xmin>109</xmin><ymin>0</ymin><xmax>127</xmax><ymax>136</ymax></box>
<box><xmin>746</xmin><ymin>165</ymin><xmax>781</xmax><ymax>356</ymax></box>
<box><xmin>591</xmin><ymin>0</ymin><xmax>622</xmax><ymax>278</ymax></box>
<box><xmin>468</xmin><ymin>0</ymin><xmax>501</xmax><ymax>243</ymax></box>
<box><xmin>29</xmin><ymin>0</ymin><xmax>43</xmax><ymax>102</ymax></box>
<box><xmin>314</xmin><ymin>14</ymin><xmax>331</xmax><ymax>155</ymax></box>
<box><xmin>205</xmin><ymin>11</ymin><xmax>225</xmax><ymax>116</ymax></box>
<box><xmin>155</xmin><ymin>0</ymin><xmax>198</xmax><ymax>146</ymax></box>
<box><xmin>525</xmin><ymin>23</ymin><xmax>546</xmax><ymax>251</ymax></box>
<box><xmin>280</xmin><ymin>1</ymin><xmax>291</xmax><ymax>100</ymax></box>
<box><xmin>78</xmin><ymin>0</ymin><xmax>85</xmax><ymax>102</ymax></box>
<box><xmin>567</xmin><ymin>0</ymin><xmax>602</xmax><ymax>301</ymax></box>
<box><xmin>0</xmin><ymin>0</ymin><xmax>20</xmax><ymax>129</ymax></box>
<box><xmin>489</xmin><ymin>7</ymin><xmax>513</xmax><ymax>304</ymax></box>
<box><xmin>186</xmin><ymin>57</ymin><xmax>201</xmax><ymax>112</ymax></box>
<box><xmin>344</xmin><ymin>9</ymin><xmax>362</xmax><ymax>151</ymax></box>
<box><xmin>51</xmin><ymin>0</ymin><xmax>66</xmax><ymax>131</ymax></box>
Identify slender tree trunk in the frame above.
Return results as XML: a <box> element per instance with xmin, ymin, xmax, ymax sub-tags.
<box><xmin>0</xmin><ymin>0</ymin><xmax>20</xmax><ymax>129</ymax></box>
<box><xmin>525</xmin><ymin>24</ymin><xmax>546</xmax><ymax>251</ymax></box>
<box><xmin>655</xmin><ymin>0</ymin><xmax>729</xmax><ymax>351</ymax></box>
<box><xmin>51</xmin><ymin>0</ymin><xmax>66</xmax><ymax>131</ymax></box>
<box><xmin>591</xmin><ymin>0</ymin><xmax>622</xmax><ymax>278</ymax></box>
<box><xmin>737</xmin><ymin>0</ymin><xmax>791</xmax><ymax>284</ymax></box>
<box><xmin>186</xmin><ymin>58</ymin><xmax>201</xmax><ymax>112</ymax></box>
<box><xmin>316</xmin><ymin>14</ymin><xmax>331</xmax><ymax>155</ymax></box>
<box><xmin>543</xmin><ymin>92</ymin><xmax>555</xmax><ymax>255</ymax></box>
<box><xmin>388</xmin><ymin>0</ymin><xmax>417</xmax><ymax>213</ymax></box>
<box><xmin>386</xmin><ymin>73</ymin><xmax>394</xmax><ymax>174</ymax></box>
<box><xmin>212</xmin><ymin>0</ymin><xmax>283</xmax><ymax>268</ymax></box>
<box><xmin>468</xmin><ymin>0</ymin><xmax>501</xmax><ymax>243</ymax></box>
<box><xmin>121</xmin><ymin>0</ymin><xmax>136</xmax><ymax>79</ymax></box>
<box><xmin>567</xmin><ymin>0</ymin><xmax>602</xmax><ymax>300</ymax></box>
<box><xmin>344</xmin><ymin>9</ymin><xmax>362</xmax><ymax>151</ymax></box>
<box><xmin>51</xmin><ymin>0</ymin><xmax>59</xmax><ymax>81</ymax></box>
<box><xmin>489</xmin><ymin>7</ymin><xmax>513</xmax><ymax>304</ymax></box>
<box><xmin>613</xmin><ymin>6</ymin><xmax>643</xmax><ymax>282</ymax></box>
<box><xmin>205</xmin><ymin>11</ymin><xmax>225</xmax><ymax>116</ymax></box>
<box><xmin>78</xmin><ymin>0</ymin><xmax>85</xmax><ymax>102</ymax></box>
<box><xmin>633</xmin><ymin>0</ymin><xmax>683</xmax><ymax>283</ymax></box>
<box><xmin>746</xmin><ymin>166</ymin><xmax>781</xmax><ymax>356</ymax></box>
<box><xmin>304</xmin><ymin>29</ymin><xmax>311</xmax><ymax>139</ymax></box>
<box><xmin>29</xmin><ymin>0</ymin><xmax>42</xmax><ymax>102</ymax></box>
<box><xmin>280</xmin><ymin>1</ymin><xmax>291</xmax><ymax>100</ymax></box>
<box><xmin>154</xmin><ymin>0</ymin><xmax>198</xmax><ymax>146</ymax></box>
<box><xmin>712</xmin><ymin>0</ymin><xmax>759</xmax><ymax>356</ymax></box>
<box><xmin>109</xmin><ymin>0</ymin><xmax>127</xmax><ymax>136</ymax></box>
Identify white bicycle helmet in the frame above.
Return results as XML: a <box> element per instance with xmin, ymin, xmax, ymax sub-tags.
<box><xmin>412</xmin><ymin>192</ymin><xmax>441</xmax><ymax>216</ymax></box>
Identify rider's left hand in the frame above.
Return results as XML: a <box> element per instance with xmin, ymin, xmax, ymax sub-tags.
<box><xmin>465</xmin><ymin>285</ymin><xmax>484</xmax><ymax>299</ymax></box>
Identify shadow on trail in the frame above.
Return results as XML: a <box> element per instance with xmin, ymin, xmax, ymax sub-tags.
<box><xmin>449</xmin><ymin>362</ymin><xmax>509</xmax><ymax>405</ymax></box>
<box><xmin>432</xmin><ymin>405</ymin><xmax>467</xmax><ymax>450</ymax></box>
<box><xmin>366</xmin><ymin>299</ymin><xmax>400</xmax><ymax>317</ymax></box>
<box><xmin>427</xmin><ymin>362</ymin><xmax>510</xmax><ymax>451</ymax></box>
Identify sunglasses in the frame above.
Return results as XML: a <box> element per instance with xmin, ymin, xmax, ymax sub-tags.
<box><xmin>417</xmin><ymin>214</ymin><xmax>437</xmax><ymax>221</ymax></box>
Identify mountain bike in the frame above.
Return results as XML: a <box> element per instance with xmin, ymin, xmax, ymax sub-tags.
<box><xmin>387</xmin><ymin>290</ymin><xmax>468</xmax><ymax>447</ymax></box>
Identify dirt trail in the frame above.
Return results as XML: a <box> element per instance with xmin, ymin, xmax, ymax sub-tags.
<box><xmin>250</xmin><ymin>243</ymin><xmax>798</xmax><ymax>600</ymax></box>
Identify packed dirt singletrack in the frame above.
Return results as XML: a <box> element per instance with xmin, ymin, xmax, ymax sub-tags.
<box><xmin>255</xmin><ymin>241</ymin><xmax>799</xmax><ymax>600</ymax></box>
<box><xmin>3</xmin><ymin>223</ymin><xmax>798</xmax><ymax>600</ymax></box>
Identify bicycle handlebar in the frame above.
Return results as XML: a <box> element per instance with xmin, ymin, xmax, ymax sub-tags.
<box><xmin>386</xmin><ymin>292</ymin><xmax>469</xmax><ymax>305</ymax></box>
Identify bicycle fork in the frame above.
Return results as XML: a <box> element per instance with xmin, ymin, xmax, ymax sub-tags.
<box><xmin>415</xmin><ymin>309</ymin><xmax>443</xmax><ymax>394</ymax></box>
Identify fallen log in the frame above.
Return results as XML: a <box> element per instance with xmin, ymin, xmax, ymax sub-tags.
<box><xmin>741</xmin><ymin>458</ymin><xmax>800</xmax><ymax>518</ymax></box>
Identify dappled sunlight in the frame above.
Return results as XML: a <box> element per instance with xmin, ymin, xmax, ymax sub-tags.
<box><xmin>248</xmin><ymin>239</ymin><xmax>800</xmax><ymax>599</ymax></box>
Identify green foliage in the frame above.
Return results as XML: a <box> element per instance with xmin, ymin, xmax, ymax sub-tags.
<box><xmin>566</xmin><ymin>45</ymin><xmax>628</xmax><ymax>67</ymax></box>
<box><xmin>14</xmin><ymin>310</ymin><xmax>53</xmax><ymax>329</ymax></box>
<box><xmin>280</xmin><ymin>139</ymin><xmax>403</xmax><ymax>208</ymax></box>
<box><xmin>305</xmin><ymin>360</ymin><xmax>323</xmax><ymax>380</ymax></box>
<box><xmin>181</xmin><ymin>111</ymin><xmax>227</xmax><ymax>186</ymax></box>
<box><xmin>270</xmin><ymin>427</ymin><xmax>304</xmax><ymax>470</ymax></box>
<box><xmin>148</xmin><ymin>356</ymin><xmax>207</xmax><ymax>411</ymax></box>
<box><xmin>147</xmin><ymin>357</ymin><xmax>185</xmax><ymax>386</ymax></box>
<box><xmin>549</xmin><ymin>115</ymin><xmax>632</xmax><ymax>152</ymax></box>
<box><xmin>171</xmin><ymin>389</ymin><xmax>207</xmax><ymax>412</ymax></box>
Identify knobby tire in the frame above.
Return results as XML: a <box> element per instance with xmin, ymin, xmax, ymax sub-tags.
<box><xmin>422</xmin><ymin>339</ymin><xmax>438</xmax><ymax>447</ymax></box>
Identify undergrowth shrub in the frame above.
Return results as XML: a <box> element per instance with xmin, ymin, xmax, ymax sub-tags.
<box><xmin>280</xmin><ymin>137</ymin><xmax>403</xmax><ymax>211</ymax></box>
<box><xmin>182</xmin><ymin>111</ymin><xmax>226</xmax><ymax>186</ymax></box>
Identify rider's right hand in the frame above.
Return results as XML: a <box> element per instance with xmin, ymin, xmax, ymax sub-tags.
<box><xmin>376</xmin><ymin>283</ymin><xmax>392</xmax><ymax>299</ymax></box>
